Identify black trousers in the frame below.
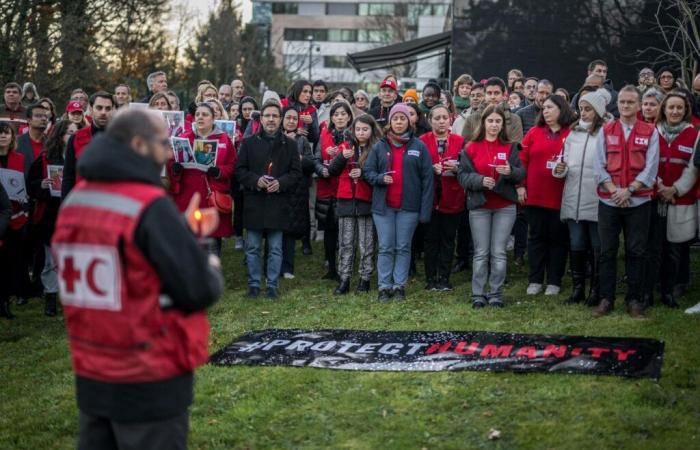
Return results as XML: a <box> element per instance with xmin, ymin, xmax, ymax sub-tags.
<box><xmin>513</xmin><ymin>206</ymin><xmax>528</xmax><ymax>258</ymax></box>
<box><xmin>233</xmin><ymin>191</ymin><xmax>244</xmax><ymax>238</ymax></box>
<box><xmin>525</xmin><ymin>206</ymin><xmax>568</xmax><ymax>286</ymax></box>
<box><xmin>455</xmin><ymin>210</ymin><xmax>473</xmax><ymax>262</ymax></box>
<box><xmin>424</xmin><ymin>211</ymin><xmax>460</xmax><ymax>281</ymax></box>
<box><xmin>319</xmin><ymin>204</ymin><xmax>338</xmax><ymax>273</ymax></box>
<box><xmin>78</xmin><ymin>411</ymin><xmax>188</xmax><ymax>450</ymax></box>
<box><xmin>598</xmin><ymin>201</ymin><xmax>651</xmax><ymax>304</ymax></box>
<box><xmin>282</xmin><ymin>233</ymin><xmax>297</xmax><ymax>275</ymax></box>
<box><xmin>645</xmin><ymin>202</ymin><xmax>685</xmax><ymax>296</ymax></box>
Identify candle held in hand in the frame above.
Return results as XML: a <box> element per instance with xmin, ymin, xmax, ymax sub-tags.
<box><xmin>194</xmin><ymin>209</ymin><xmax>203</xmax><ymax>237</ymax></box>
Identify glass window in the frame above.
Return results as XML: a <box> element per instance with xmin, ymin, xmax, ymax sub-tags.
<box><xmin>328</xmin><ymin>29</ymin><xmax>357</xmax><ymax>42</ymax></box>
<box><xmin>327</xmin><ymin>3</ymin><xmax>357</xmax><ymax>15</ymax></box>
<box><xmin>358</xmin><ymin>29</ymin><xmax>392</xmax><ymax>42</ymax></box>
<box><xmin>284</xmin><ymin>28</ymin><xmax>328</xmax><ymax>41</ymax></box>
<box><xmin>298</xmin><ymin>2</ymin><xmax>325</xmax><ymax>15</ymax></box>
<box><xmin>271</xmin><ymin>2</ymin><xmax>298</xmax><ymax>14</ymax></box>
<box><xmin>358</xmin><ymin>3</ymin><xmax>395</xmax><ymax>16</ymax></box>
<box><xmin>324</xmin><ymin>56</ymin><xmax>351</xmax><ymax>69</ymax></box>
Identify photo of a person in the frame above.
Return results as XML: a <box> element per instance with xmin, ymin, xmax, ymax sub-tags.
<box><xmin>171</xmin><ymin>137</ymin><xmax>193</xmax><ymax>163</ymax></box>
<box><xmin>193</xmin><ymin>139</ymin><xmax>218</xmax><ymax>167</ymax></box>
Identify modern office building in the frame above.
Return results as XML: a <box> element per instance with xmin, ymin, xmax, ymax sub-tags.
<box><xmin>250</xmin><ymin>0</ymin><xmax>452</xmax><ymax>89</ymax></box>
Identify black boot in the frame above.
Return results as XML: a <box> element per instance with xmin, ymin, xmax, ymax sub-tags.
<box><xmin>1</xmin><ymin>299</ymin><xmax>15</xmax><ymax>320</ymax></box>
<box><xmin>356</xmin><ymin>279</ymin><xmax>370</xmax><ymax>293</ymax></box>
<box><xmin>334</xmin><ymin>279</ymin><xmax>350</xmax><ymax>295</ymax></box>
<box><xmin>566</xmin><ymin>251</ymin><xmax>587</xmax><ymax>304</ymax></box>
<box><xmin>44</xmin><ymin>293</ymin><xmax>58</xmax><ymax>317</ymax></box>
<box><xmin>661</xmin><ymin>292</ymin><xmax>680</xmax><ymax>309</ymax></box>
<box><xmin>585</xmin><ymin>251</ymin><xmax>600</xmax><ymax>306</ymax></box>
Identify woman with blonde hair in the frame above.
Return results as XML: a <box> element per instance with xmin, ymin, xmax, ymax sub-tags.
<box><xmin>453</xmin><ymin>74</ymin><xmax>473</xmax><ymax>113</ymax></box>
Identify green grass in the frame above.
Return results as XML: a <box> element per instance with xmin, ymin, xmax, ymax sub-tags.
<box><xmin>1</xmin><ymin>242</ymin><xmax>699</xmax><ymax>449</ymax></box>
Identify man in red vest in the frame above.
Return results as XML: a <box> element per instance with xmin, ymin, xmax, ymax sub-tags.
<box><xmin>61</xmin><ymin>91</ymin><xmax>115</xmax><ymax>198</ymax></box>
<box><xmin>594</xmin><ymin>85</ymin><xmax>659</xmax><ymax>319</ymax></box>
<box><xmin>53</xmin><ymin>108</ymin><xmax>223</xmax><ymax>449</ymax></box>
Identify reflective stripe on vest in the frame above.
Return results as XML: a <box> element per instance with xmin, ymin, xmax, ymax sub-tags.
<box><xmin>659</xmin><ymin>157</ymin><xmax>691</xmax><ymax>165</ymax></box>
<box><xmin>62</xmin><ymin>190</ymin><xmax>142</xmax><ymax>217</ymax></box>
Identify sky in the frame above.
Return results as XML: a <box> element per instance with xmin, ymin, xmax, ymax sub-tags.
<box><xmin>185</xmin><ymin>0</ymin><xmax>252</xmax><ymax>23</ymax></box>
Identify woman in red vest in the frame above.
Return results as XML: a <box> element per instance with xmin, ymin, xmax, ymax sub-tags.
<box><xmin>641</xmin><ymin>89</ymin><xmax>663</xmax><ymax>124</ymax></box>
<box><xmin>0</xmin><ymin>122</ymin><xmax>29</xmax><ymax>318</ymax></box>
<box><xmin>314</xmin><ymin>101</ymin><xmax>353</xmax><ymax>280</ymax></box>
<box><xmin>328</xmin><ymin>114</ymin><xmax>382</xmax><ymax>294</ymax></box>
<box><xmin>458</xmin><ymin>105</ymin><xmax>525</xmax><ymax>307</ymax></box>
<box><xmin>646</xmin><ymin>91</ymin><xmax>699</xmax><ymax>308</ymax></box>
<box><xmin>420</xmin><ymin>105</ymin><xmax>465</xmax><ymax>291</ymax></box>
<box><xmin>170</xmin><ymin>103</ymin><xmax>236</xmax><ymax>255</ymax></box>
<box><xmin>518</xmin><ymin>95</ymin><xmax>577</xmax><ymax>296</ymax></box>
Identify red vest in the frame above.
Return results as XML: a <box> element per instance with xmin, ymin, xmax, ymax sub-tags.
<box><xmin>421</xmin><ymin>132</ymin><xmax>466</xmax><ymax>214</ymax></box>
<box><xmin>72</xmin><ymin>126</ymin><xmax>93</xmax><ymax>183</ymax></box>
<box><xmin>335</xmin><ymin>146</ymin><xmax>372</xmax><ymax>203</ymax></box>
<box><xmin>1</xmin><ymin>149</ymin><xmax>28</xmax><ymax>230</ymax></box>
<box><xmin>52</xmin><ymin>181</ymin><xmax>209</xmax><ymax>383</ymax></box>
<box><xmin>658</xmin><ymin>125</ymin><xmax>699</xmax><ymax>206</ymax></box>
<box><xmin>599</xmin><ymin>120</ymin><xmax>655</xmax><ymax>198</ymax></box>
<box><xmin>316</xmin><ymin>129</ymin><xmax>341</xmax><ymax>200</ymax></box>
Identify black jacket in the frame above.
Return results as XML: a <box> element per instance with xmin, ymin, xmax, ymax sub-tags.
<box><xmin>61</xmin><ymin>123</ymin><xmax>104</xmax><ymax>198</ymax></box>
<box><xmin>28</xmin><ymin>152</ymin><xmax>63</xmax><ymax>244</ymax></box>
<box><xmin>369</xmin><ymin>100</ymin><xmax>400</xmax><ymax>129</ymax></box>
<box><xmin>0</xmin><ymin>183</ymin><xmax>10</xmax><ymax>238</ymax></box>
<box><xmin>287</xmin><ymin>135</ymin><xmax>315</xmax><ymax>236</ymax></box>
<box><xmin>235</xmin><ymin>130</ymin><xmax>302</xmax><ymax>232</ymax></box>
<box><xmin>73</xmin><ymin>134</ymin><xmax>224</xmax><ymax>423</ymax></box>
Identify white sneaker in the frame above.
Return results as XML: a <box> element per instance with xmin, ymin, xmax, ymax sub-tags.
<box><xmin>506</xmin><ymin>235</ymin><xmax>515</xmax><ymax>251</ymax></box>
<box><xmin>283</xmin><ymin>272</ymin><xmax>295</xmax><ymax>280</ymax></box>
<box><xmin>544</xmin><ymin>285</ymin><xmax>561</xmax><ymax>296</ymax></box>
<box><xmin>526</xmin><ymin>283</ymin><xmax>543</xmax><ymax>295</ymax></box>
<box><xmin>685</xmin><ymin>302</ymin><xmax>700</xmax><ymax>314</ymax></box>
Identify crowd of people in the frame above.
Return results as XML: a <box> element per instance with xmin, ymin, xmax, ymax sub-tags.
<box><xmin>2</xmin><ymin>60</ymin><xmax>700</xmax><ymax>321</ymax></box>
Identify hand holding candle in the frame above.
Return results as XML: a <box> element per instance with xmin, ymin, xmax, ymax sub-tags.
<box><xmin>185</xmin><ymin>192</ymin><xmax>220</xmax><ymax>237</ymax></box>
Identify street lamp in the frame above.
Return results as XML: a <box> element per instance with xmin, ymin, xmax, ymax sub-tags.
<box><xmin>307</xmin><ymin>35</ymin><xmax>314</xmax><ymax>80</ymax></box>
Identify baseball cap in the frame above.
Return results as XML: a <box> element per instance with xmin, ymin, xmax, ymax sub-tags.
<box><xmin>380</xmin><ymin>79</ymin><xmax>397</xmax><ymax>91</ymax></box>
<box><xmin>66</xmin><ymin>101</ymin><xmax>84</xmax><ymax>113</ymax></box>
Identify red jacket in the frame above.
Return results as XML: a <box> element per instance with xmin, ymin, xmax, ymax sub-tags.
<box><xmin>0</xmin><ymin>149</ymin><xmax>28</xmax><ymax>230</ymax></box>
<box><xmin>281</xmin><ymin>98</ymin><xmax>317</xmax><ymax>131</ymax></box>
<box><xmin>335</xmin><ymin>146</ymin><xmax>372</xmax><ymax>203</ymax></box>
<box><xmin>73</xmin><ymin>126</ymin><xmax>93</xmax><ymax>184</ymax></box>
<box><xmin>316</xmin><ymin>128</ymin><xmax>341</xmax><ymax>200</ymax></box>
<box><xmin>52</xmin><ymin>180</ymin><xmax>209</xmax><ymax>383</ymax></box>
<box><xmin>168</xmin><ymin>129</ymin><xmax>236</xmax><ymax>237</ymax></box>
<box><xmin>421</xmin><ymin>132</ymin><xmax>465</xmax><ymax>214</ymax></box>
<box><xmin>466</xmin><ymin>139</ymin><xmax>515</xmax><ymax>210</ymax></box>
<box><xmin>657</xmin><ymin>125</ymin><xmax>699</xmax><ymax>206</ymax></box>
<box><xmin>520</xmin><ymin>126</ymin><xmax>570</xmax><ymax>210</ymax></box>
<box><xmin>599</xmin><ymin>120</ymin><xmax>655</xmax><ymax>199</ymax></box>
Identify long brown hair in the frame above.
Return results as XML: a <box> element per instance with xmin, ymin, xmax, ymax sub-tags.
<box><xmin>657</xmin><ymin>91</ymin><xmax>692</xmax><ymax>124</ymax></box>
<box><xmin>472</xmin><ymin>105</ymin><xmax>510</xmax><ymax>143</ymax></box>
<box><xmin>351</xmin><ymin>114</ymin><xmax>382</xmax><ymax>168</ymax></box>
<box><xmin>0</xmin><ymin>121</ymin><xmax>17</xmax><ymax>153</ymax></box>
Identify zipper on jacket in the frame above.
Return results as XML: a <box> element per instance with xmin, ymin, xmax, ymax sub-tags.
<box><xmin>575</xmin><ymin>134</ymin><xmax>590</xmax><ymax>221</ymax></box>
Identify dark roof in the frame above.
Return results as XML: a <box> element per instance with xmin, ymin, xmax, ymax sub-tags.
<box><xmin>346</xmin><ymin>31</ymin><xmax>451</xmax><ymax>73</ymax></box>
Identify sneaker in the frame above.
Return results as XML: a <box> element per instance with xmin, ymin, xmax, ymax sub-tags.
<box><xmin>266</xmin><ymin>287</ymin><xmax>279</xmax><ymax>300</ymax></box>
<box><xmin>685</xmin><ymin>302</ymin><xmax>700</xmax><ymax>314</ymax></box>
<box><xmin>437</xmin><ymin>279</ymin><xmax>454</xmax><ymax>292</ymax></box>
<box><xmin>506</xmin><ymin>235</ymin><xmax>515</xmax><ymax>251</ymax></box>
<box><xmin>627</xmin><ymin>301</ymin><xmax>647</xmax><ymax>319</ymax></box>
<box><xmin>472</xmin><ymin>297</ymin><xmax>487</xmax><ymax>309</ymax></box>
<box><xmin>544</xmin><ymin>285</ymin><xmax>560</xmax><ymax>296</ymax></box>
<box><xmin>393</xmin><ymin>287</ymin><xmax>406</xmax><ymax>301</ymax></box>
<box><xmin>247</xmin><ymin>287</ymin><xmax>260</xmax><ymax>299</ymax></box>
<box><xmin>592</xmin><ymin>298</ymin><xmax>613</xmax><ymax>318</ymax></box>
<box><xmin>488</xmin><ymin>297</ymin><xmax>504</xmax><ymax>308</ymax></box>
<box><xmin>283</xmin><ymin>272</ymin><xmax>295</xmax><ymax>280</ymax></box>
<box><xmin>234</xmin><ymin>237</ymin><xmax>245</xmax><ymax>251</ymax></box>
<box><xmin>424</xmin><ymin>280</ymin><xmax>437</xmax><ymax>291</ymax></box>
<box><xmin>526</xmin><ymin>283</ymin><xmax>543</xmax><ymax>295</ymax></box>
<box><xmin>377</xmin><ymin>289</ymin><xmax>393</xmax><ymax>303</ymax></box>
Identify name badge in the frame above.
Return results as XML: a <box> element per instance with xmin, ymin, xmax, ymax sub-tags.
<box><xmin>678</xmin><ymin>145</ymin><xmax>693</xmax><ymax>154</ymax></box>
<box><xmin>606</xmin><ymin>136</ymin><xmax>620</xmax><ymax>145</ymax></box>
<box><xmin>546</xmin><ymin>160</ymin><xmax>558</xmax><ymax>170</ymax></box>
<box><xmin>407</xmin><ymin>150</ymin><xmax>420</xmax><ymax>157</ymax></box>
<box><xmin>497</xmin><ymin>152</ymin><xmax>507</xmax><ymax>160</ymax></box>
<box><xmin>634</xmin><ymin>137</ymin><xmax>649</xmax><ymax>146</ymax></box>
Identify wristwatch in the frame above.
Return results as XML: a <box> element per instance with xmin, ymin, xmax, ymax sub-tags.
<box><xmin>627</xmin><ymin>185</ymin><xmax>637</xmax><ymax>194</ymax></box>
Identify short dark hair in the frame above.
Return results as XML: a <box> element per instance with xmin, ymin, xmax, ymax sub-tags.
<box><xmin>25</xmin><ymin>102</ymin><xmax>48</xmax><ymax>119</ymax></box>
<box><xmin>588</xmin><ymin>59</ymin><xmax>607</xmax><ymax>72</ymax></box>
<box><xmin>525</xmin><ymin>77</ymin><xmax>539</xmax><ymax>84</ymax></box>
<box><xmin>261</xmin><ymin>101</ymin><xmax>282</xmax><ymax>116</ymax></box>
<box><xmin>619</xmin><ymin>84</ymin><xmax>642</xmax><ymax>102</ymax></box>
<box><xmin>471</xmin><ymin>83</ymin><xmax>485</xmax><ymax>91</ymax></box>
<box><xmin>4</xmin><ymin>82</ymin><xmax>21</xmax><ymax>93</ymax></box>
<box><xmin>538</xmin><ymin>79</ymin><xmax>554</xmax><ymax>89</ymax></box>
<box><xmin>313</xmin><ymin>80</ymin><xmax>328</xmax><ymax>90</ymax></box>
<box><xmin>106</xmin><ymin>109</ymin><xmax>161</xmax><ymax>145</ymax></box>
<box><xmin>484</xmin><ymin>77</ymin><xmax>506</xmax><ymax>93</ymax></box>
<box><xmin>512</xmin><ymin>78</ymin><xmax>525</xmax><ymax>87</ymax></box>
<box><xmin>535</xmin><ymin>95</ymin><xmax>577</xmax><ymax>128</ymax></box>
<box><xmin>89</xmin><ymin>91</ymin><xmax>115</xmax><ymax>107</ymax></box>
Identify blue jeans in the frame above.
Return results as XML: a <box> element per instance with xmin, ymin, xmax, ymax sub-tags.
<box><xmin>567</xmin><ymin>220</ymin><xmax>600</xmax><ymax>252</ymax></box>
<box><xmin>373</xmin><ymin>208</ymin><xmax>419</xmax><ymax>290</ymax></box>
<box><xmin>245</xmin><ymin>230</ymin><xmax>283</xmax><ymax>289</ymax></box>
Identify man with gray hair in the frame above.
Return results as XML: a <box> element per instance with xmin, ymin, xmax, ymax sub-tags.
<box><xmin>230</xmin><ymin>79</ymin><xmax>245</xmax><ymax>103</ymax></box>
<box><xmin>139</xmin><ymin>70</ymin><xmax>168</xmax><ymax>103</ymax></box>
<box><xmin>54</xmin><ymin>107</ymin><xmax>223</xmax><ymax>449</ymax></box>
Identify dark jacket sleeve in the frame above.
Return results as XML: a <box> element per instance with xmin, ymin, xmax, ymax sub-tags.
<box><xmin>457</xmin><ymin>149</ymin><xmax>485</xmax><ymax>191</ymax></box>
<box><xmin>0</xmin><ymin>184</ymin><xmax>10</xmax><ymax>238</ymax></box>
<box><xmin>328</xmin><ymin>150</ymin><xmax>349</xmax><ymax>176</ymax></box>
<box><xmin>276</xmin><ymin>140</ymin><xmax>302</xmax><ymax>193</ymax></box>
<box><xmin>363</xmin><ymin>141</ymin><xmax>386</xmax><ymax>186</ymax></box>
<box><xmin>299</xmin><ymin>138</ymin><xmax>316</xmax><ymax>176</ymax></box>
<box><xmin>503</xmin><ymin>143</ymin><xmax>526</xmax><ymax>184</ymax></box>
<box><xmin>28</xmin><ymin>156</ymin><xmax>50</xmax><ymax>201</ymax></box>
<box><xmin>307</xmin><ymin>111</ymin><xmax>320</xmax><ymax>144</ymax></box>
<box><xmin>312</xmin><ymin>140</ymin><xmax>326</xmax><ymax>177</ymax></box>
<box><xmin>234</xmin><ymin>138</ymin><xmax>261</xmax><ymax>190</ymax></box>
<box><xmin>418</xmin><ymin>144</ymin><xmax>435</xmax><ymax>223</ymax></box>
<box><xmin>694</xmin><ymin>136</ymin><xmax>700</xmax><ymax>169</ymax></box>
<box><xmin>61</xmin><ymin>136</ymin><xmax>77</xmax><ymax>199</ymax></box>
<box><xmin>135</xmin><ymin>197</ymin><xmax>223</xmax><ymax>312</ymax></box>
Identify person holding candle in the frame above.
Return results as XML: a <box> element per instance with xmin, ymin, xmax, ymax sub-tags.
<box><xmin>553</xmin><ymin>90</ymin><xmax>607</xmax><ymax>305</ymax></box>
<box><xmin>364</xmin><ymin>103</ymin><xmax>434</xmax><ymax>302</ymax></box>
<box><xmin>420</xmin><ymin>105</ymin><xmax>465</xmax><ymax>291</ymax></box>
<box><xmin>458</xmin><ymin>104</ymin><xmax>525</xmax><ymax>307</ymax></box>
<box><xmin>313</xmin><ymin>100</ymin><xmax>354</xmax><ymax>281</ymax></box>
<box><xmin>518</xmin><ymin>95</ymin><xmax>577</xmax><ymax>296</ymax></box>
<box><xmin>235</xmin><ymin>102</ymin><xmax>302</xmax><ymax>299</ymax></box>
<box><xmin>281</xmin><ymin>79</ymin><xmax>320</xmax><ymax>144</ymax></box>
<box><xmin>328</xmin><ymin>114</ymin><xmax>382</xmax><ymax>295</ymax></box>
<box><xmin>170</xmin><ymin>102</ymin><xmax>236</xmax><ymax>256</ymax></box>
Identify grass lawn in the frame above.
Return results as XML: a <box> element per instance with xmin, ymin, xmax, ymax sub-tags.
<box><xmin>1</xmin><ymin>241</ymin><xmax>699</xmax><ymax>450</ymax></box>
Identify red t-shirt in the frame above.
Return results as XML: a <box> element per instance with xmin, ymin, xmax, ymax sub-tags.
<box><xmin>466</xmin><ymin>140</ymin><xmax>513</xmax><ymax>209</ymax></box>
<box><xmin>30</xmin><ymin>137</ymin><xmax>44</xmax><ymax>159</ymax></box>
<box><xmin>520</xmin><ymin>125</ymin><xmax>569</xmax><ymax>210</ymax></box>
<box><xmin>386</xmin><ymin>145</ymin><xmax>406</xmax><ymax>209</ymax></box>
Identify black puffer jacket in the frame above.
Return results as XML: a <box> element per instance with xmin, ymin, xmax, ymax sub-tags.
<box><xmin>287</xmin><ymin>135</ymin><xmax>315</xmax><ymax>237</ymax></box>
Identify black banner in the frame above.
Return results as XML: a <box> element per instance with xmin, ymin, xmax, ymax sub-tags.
<box><xmin>211</xmin><ymin>329</ymin><xmax>664</xmax><ymax>379</ymax></box>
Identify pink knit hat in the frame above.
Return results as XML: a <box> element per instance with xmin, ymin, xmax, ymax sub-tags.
<box><xmin>388</xmin><ymin>103</ymin><xmax>411</xmax><ymax>122</ymax></box>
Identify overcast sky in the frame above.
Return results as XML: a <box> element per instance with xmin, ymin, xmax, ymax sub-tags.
<box><xmin>186</xmin><ymin>0</ymin><xmax>252</xmax><ymax>23</ymax></box>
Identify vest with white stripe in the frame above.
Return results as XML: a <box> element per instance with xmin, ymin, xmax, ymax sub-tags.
<box><xmin>657</xmin><ymin>125</ymin><xmax>700</xmax><ymax>206</ymax></box>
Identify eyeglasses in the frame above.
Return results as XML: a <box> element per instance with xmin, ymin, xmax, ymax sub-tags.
<box><xmin>639</xmin><ymin>72</ymin><xmax>654</xmax><ymax>77</ymax></box>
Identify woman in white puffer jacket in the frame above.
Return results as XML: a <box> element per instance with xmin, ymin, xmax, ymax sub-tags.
<box><xmin>553</xmin><ymin>90</ymin><xmax>608</xmax><ymax>306</ymax></box>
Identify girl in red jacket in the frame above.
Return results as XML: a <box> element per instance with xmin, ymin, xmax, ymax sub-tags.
<box><xmin>518</xmin><ymin>95</ymin><xmax>577</xmax><ymax>296</ymax></box>
<box><xmin>328</xmin><ymin>114</ymin><xmax>382</xmax><ymax>294</ymax></box>
<box><xmin>170</xmin><ymin>103</ymin><xmax>236</xmax><ymax>256</ymax></box>
<box><xmin>314</xmin><ymin>100</ymin><xmax>354</xmax><ymax>280</ymax></box>
<box><xmin>420</xmin><ymin>105</ymin><xmax>465</xmax><ymax>291</ymax></box>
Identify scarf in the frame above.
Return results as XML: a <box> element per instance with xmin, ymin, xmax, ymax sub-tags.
<box><xmin>418</xmin><ymin>101</ymin><xmax>432</xmax><ymax>115</ymax></box>
<box><xmin>454</xmin><ymin>96</ymin><xmax>471</xmax><ymax>111</ymax></box>
<box><xmin>386</xmin><ymin>131</ymin><xmax>411</xmax><ymax>148</ymax></box>
<box><xmin>658</xmin><ymin>121</ymin><xmax>688</xmax><ymax>144</ymax></box>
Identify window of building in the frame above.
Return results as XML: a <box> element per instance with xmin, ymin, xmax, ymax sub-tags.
<box><xmin>327</xmin><ymin>3</ymin><xmax>357</xmax><ymax>15</ymax></box>
<box><xmin>328</xmin><ymin>29</ymin><xmax>357</xmax><ymax>42</ymax></box>
<box><xmin>284</xmin><ymin>28</ymin><xmax>328</xmax><ymax>41</ymax></box>
<box><xmin>358</xmin><ymin>3</ymin><xmax>395</xmax><ymax>16</ymax></box>
<box><xmin>298</xmin><ymin>2</ymin><xmax>326</xmax><ymax>16</ymax></box>
<box><xmin>271</xmin><ymin>2</ymin><xmax>298</xmax><ymax>14</ymax></box>
<box><xmin>324</xmin><ymin>56</ymin><xmax>351</xmax><ymax>69</ymax></box>
<box><xmin>358</xmin><ymin>29</ymin><xmax>392</xmax><ymax>42</ymax></box>
<box><xmin>407</xmin><ymin>3</ymin><xmax>448</xmax><ymax>26</ymax></box>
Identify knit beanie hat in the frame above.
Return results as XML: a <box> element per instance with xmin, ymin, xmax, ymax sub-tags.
<box><xmin>580</xmin><ymin>90</ymin><xmax>607</xmax><ymax>119</ymax></box>
<box><xmin>402</xmin><ymin>89</ymin><xmax>418</xmax><ymax>103</ymax></box>
<box><xmin>388</xmin><ymin>103</ymin><xmax>411</xmax><ymax>122</ymax></box>
<box><xmin>262</xmin><ymin>90</ymin><xmax>281</xmax><ymax>106</ymax></box>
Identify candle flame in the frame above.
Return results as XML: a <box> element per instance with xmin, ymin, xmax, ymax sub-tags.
<box><xmin>194</xmin><ymin>210</ymin><xmax>202</xmax><ymax>221</ymax></box>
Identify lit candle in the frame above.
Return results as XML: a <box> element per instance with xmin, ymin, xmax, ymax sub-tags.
<box><xmin>194</xmin><ymin>209</ymin><xmax>203</xmax><ymax>237</ymax></box>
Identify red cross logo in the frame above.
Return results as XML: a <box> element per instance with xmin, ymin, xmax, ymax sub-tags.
<box><xmin>61</xmin><ymin>256</ymin><xmax>81</xmax><ymax>293</ymax></box>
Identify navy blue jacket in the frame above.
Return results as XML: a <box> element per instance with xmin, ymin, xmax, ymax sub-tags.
<box><xmin>363</xmin><ymin>136</ymin><xmax>434</xmax><ymax>223</ymax></box>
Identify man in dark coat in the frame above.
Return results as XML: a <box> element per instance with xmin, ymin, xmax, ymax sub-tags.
<box><xmin>235</xmin><ymin>102</ymin><xmax>302</xmax><ymax>299</ymax></box>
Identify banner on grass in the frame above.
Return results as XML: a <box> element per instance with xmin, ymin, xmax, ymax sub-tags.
<box><xmin>210</xmin><ymin>329</ymin><xmax>664</xmax><ymax>379</ymax></box>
